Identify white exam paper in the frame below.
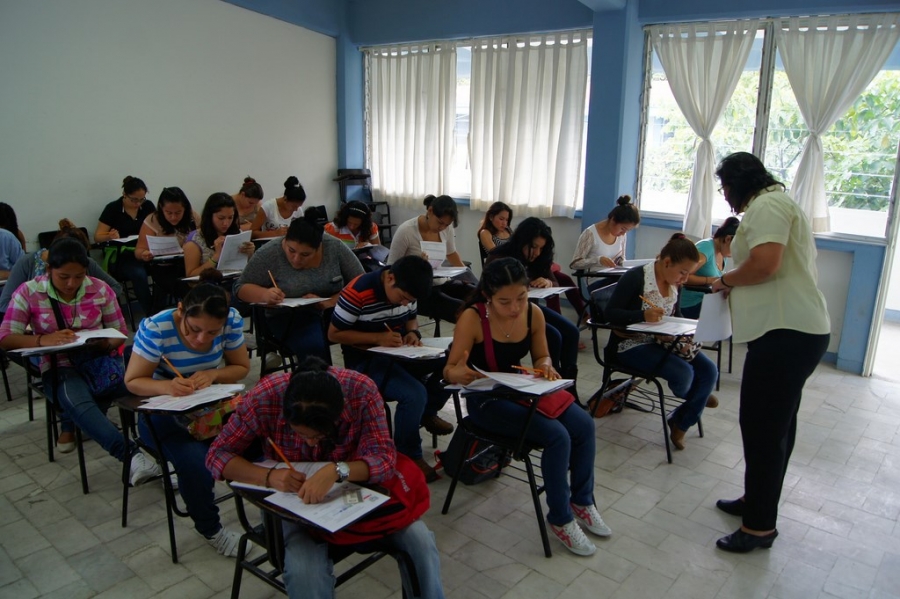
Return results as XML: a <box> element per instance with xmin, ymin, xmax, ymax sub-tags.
<box><xmin>138</xmin><ymin>384</ymin><xmax>244</xmax><ymax>412</ymax></box>
<box><xmin>147</xmin><ymin>236</ymin><xmax>183</xmax><ymax>256</ymax></box>
<box><xmin>420</xmin><ymin>241</ymin><xmax>446</xmax><ymax>269</ymax></box>
<box><xmin>279</xmin><ymin>297</ymin><xmax>328</xmax><ymax>308</ymax></box>
<box><xmin>367</xmin><ymin>345</ymin><xmax>446</xmax><ymax>359</ymax></box>
<box><xmin>217</xmin><ymin>230</ymin><xmax>253</xmax><ymax>271</ymax></box>
<box><xmin>12</xmin><ymin>328</ymin><xmax>128</xmax><ymax>356</ymax></box>
<box><xmin>627</xmin><ymin>316</ymin><xmax>697</xmax><ymax>336</ymax></box>
<box><xmin>264</xmin><ymin>482</ymin><xmax>390</xmax><ymax>532</ymax></box>
<box><xmin>693</xmin><ymin>292</ymin><xmax>732</xmax><ymax>343</ymax></box>
<box><xmin>527</xmin><ymin>287</ymin><xmax>574</xmax><ymax>299</ymax></box>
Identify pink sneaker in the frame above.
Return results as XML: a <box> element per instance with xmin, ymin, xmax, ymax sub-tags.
<box><xmin>549</xmin><ymin>520</ymin><xmax>596</xmax><ymax>556</ymax></box>
<box><xmin>571</xmin><ymin>503</ymin><xmax>612</xmax><ymax>537</ymax></box>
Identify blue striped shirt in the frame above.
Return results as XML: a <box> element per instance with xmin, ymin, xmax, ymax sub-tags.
<box><xmin>132</xmin><ymin>307</ymin><xmax>245</xmax><ymax>378</ymax></box>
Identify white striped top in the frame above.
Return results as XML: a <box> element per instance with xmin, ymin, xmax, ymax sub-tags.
<box><xmin>132</xmin><ymin>307</ymin><xmax>245</xmax><ymax>378</ymax></box>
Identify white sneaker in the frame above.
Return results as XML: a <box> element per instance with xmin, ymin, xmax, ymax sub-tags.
<box><xmin>549</xmin><ymin>520</ymin><xmax>596</xmax><ymax>556</ymax></box>
<box><xmin>129</xmin><ymin>451</ymin><xmax>161</xmax><ymax>486</ymax></box>
<box><xmin>207</xmin><ymin>527</ymin><xmax>253</xmax><ymax>558</ymax></box>
<box><xmin>571</xmin><ymin>503</ymin><xmax>612</xmax><ymax>537</ymax></box>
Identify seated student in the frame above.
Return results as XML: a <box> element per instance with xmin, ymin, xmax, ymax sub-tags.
<box><xmin>124</xmin><ymin>283</ymin><xmax>252</xmax><ymax>557</ymax></box>
<box><xmin>477</xmin><ymin>201</ymin><xmax>513</xmax><ymax>263</ymax></box>
<box><xmin>135</xmin><ymin>186</ymin><xmax>200</xmax><ymax>261</ymax></box>
<box><xmin>0</xmin><ymin>227</ymin><xmax>25</xmax><ymax>281</ymax></box>
<box><xmin>0</xmin><ymin>220</ymin><xmax>122</xmax><ymax>320</ymax></box>
<box><xmin>486</xmin><ymin>217</ymin><xmax>580</xmax><ymax>383</ymax></box>
<box><xmin>94</xmin><ymin>175</ymin><xmax>157</xmax><ymax>315</ymax></box>
<box><xmin>605</xmin><ymin>233</ymin><xmax>718</xmax><ymax>450</ymax></box>
<box><xmin>184</xmin><ymin>193</ymin><xmax>255</xmax><ymax>277</ymax></box>
<box><xmin>570</xmin><ymin>195</ymin><xmax>641</xmax><ymax>271</ymax></box>
<box><xmin>251</xmin><ymin>176</ymin><xmax>307</xmax><ymax>240</ymax></box>
<box><xmin>325</xmin><ymin>201</ymin><xmax>381</xmax><ymax>248</ymax></box>
<box><xmin>681</xmin><ymin>217</ymin><xmax>740</xmax><ymax>319</ymax></box>
<box><xmin>0</xmin><ymin>238</ymin><xmax>159</xmax><ymax>482</ymax></box>
<box><xmin>206</xmin><ymin>357</ymin><xmax>446</xmax><ymax>599</ymax></box>
<box><xmin>235</xmin><ymin>210</ymin><xmax>364</xmax><ymax>362</ymax></box>
<box><xmin>387</xmin><ymin>195</ymin><xmax>477</xmax><ymax>324</ymax></box>
<box><xmin>232</xmin><ymin>176</ymin><xmax>264</xmax><ymax>232</ymax></box>
<box><xmin>443</xmin><ymin>257</ymin><xmax>611</xmax><ymax>556</ymax></box>
<box><xmin>0</xmin><ymin>202</ymin><xmax>27</xmax><ymax>251</ymax></box>
<box><xmin>328</xmin><ymin>255</ymin><xmax>450</xmax><ymax>482</ymax></box>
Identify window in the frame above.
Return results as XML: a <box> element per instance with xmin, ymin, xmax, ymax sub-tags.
<box><xmin>637</xmin><ymin>16</ymin><xmax>900</xmax><ymax>238</ymax></box>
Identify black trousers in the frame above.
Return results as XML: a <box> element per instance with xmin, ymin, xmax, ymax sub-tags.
<box><xmin>740</xmin><ymin>328</ymin><xmax>829</xmax><ymax>531</ymax></box>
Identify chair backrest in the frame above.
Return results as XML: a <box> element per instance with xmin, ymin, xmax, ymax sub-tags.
<box><xmin>589</xmin><ymin>282</ymin><xmax>618</xmax><ymax>324</ymax></box>
<box><xmin>478</xmin><ymin>236</ymin><xmax>488</xmax><ymax>265</ymax></box>
<box><xmin>37</xmin><ymin>227</ymin><xmax>91</xmax><ymax>250</ymax></box>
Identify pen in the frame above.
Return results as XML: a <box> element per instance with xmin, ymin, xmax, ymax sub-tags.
<box><xmin>639</xmin><ymin>295</ymin><xmax>661</xmax><ymax>310</ymax></box>
<box><xmin>267</xmin><ymin>437</ymin><xmax>298</xmax><ymax>472</ymax></box>
<box><xmin>268</xmin><ymin>270</ymin><xmax>280</xmax><ymax>290</ymax></box>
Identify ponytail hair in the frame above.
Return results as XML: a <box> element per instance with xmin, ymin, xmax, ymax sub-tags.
<box><xmin>122</xmin><ymin>175</ymin><xmax>148</xmax><ymax>197</ymax></box>
<box><xmin>423</xmin><ymin>194</ymin><xmax>459</xmax><ymax>227</ymax></box>
<box><xmin>714</xmin><ymin>216</ymin><xmax>740</xmax><ymax>240</ymax></box>
<box><xmin>53</xmin><ymin>218</ymin><xmax>90</xmax><ymax>251</ymax></box>
<box><xmin>284</xmin><ymin>208</ymin><xmax>325</xmax><ymax>248</ymax></box>
<box><xmin>607</xmin><ymin>195</ymin><xmax>640</xmax><ymax>225</ymax></box>
<box><xmin>239</xmin><ymin>176</ymin><xmax>264</xmax><ymax>200</ymax></box>
<box><xmin>461</xmin><ymin>257</ymin><xmax>529</xmax><ymax>314</ymax></box>
<box><xmin>659</xmin><ymin>233</ymin><xmax>700</xmax><ymax>264</ymax></box>
<box><xmin>283</xmin><ymin>356</ymin><xmax>344</xmax><ymax>439</ymax></box>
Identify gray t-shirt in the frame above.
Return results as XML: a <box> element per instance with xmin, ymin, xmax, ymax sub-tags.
<box><xmin>234</xmin><ymin>234</ymin><xmax>364</xmax><ymax>299</ymax></box>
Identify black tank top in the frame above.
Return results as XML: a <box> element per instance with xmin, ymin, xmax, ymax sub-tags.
<box><xmin>467</xmin><ymin>303</ymin><xmax>533</xmax><ymax>373</ymax></box>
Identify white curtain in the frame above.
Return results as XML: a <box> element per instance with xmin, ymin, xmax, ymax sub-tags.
<box><xmin>651</xmin><ymin>20</ymin><xmax>759</xmax><ymax>239</ymax></box>
<box><xmin>469</xmin><ymin>32</ymin><xmax>589</xmax><ymax>218</ymax></box>
<box><xmin>366</xmin><ymin>43</ymin><xmax>456</xmax><ymax>208</ymax></box>
<box><xmin>775</xmin><ymin>14</ymin><xmax>900</xmax><ymax>232</ymax></box>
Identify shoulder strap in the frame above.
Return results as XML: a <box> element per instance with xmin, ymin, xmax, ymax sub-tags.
<box><xmin>49</xmin><ymin>297</ymin><xmax>67</xmax><ymax>330</ymax></box>
<box><xmin>476</xmin><ymin>303</ymin><xmax>499</xmax><ymax>372</ymax></box>
<box><xmin>527</xmin><ymin>302</ymin><xmax>533</xmax><ymax>331</ymax></box>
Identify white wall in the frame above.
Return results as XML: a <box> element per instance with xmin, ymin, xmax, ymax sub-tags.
<box><xmin>0</xmin><ymin>0</ymin><xmax>338</xmax><ymax>250</ymax></box>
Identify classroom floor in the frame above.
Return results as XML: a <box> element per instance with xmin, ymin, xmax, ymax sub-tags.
<box><xmin>1</xmin><ymin>321</ymin><xmax>899</xmax><ymax>599</ymax></box>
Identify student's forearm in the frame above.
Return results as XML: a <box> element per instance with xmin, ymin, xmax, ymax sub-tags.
<box><xmin>212</xmin><ymin>365</ymin><xmax>249</xmax><ymax>383</ymax></box>
<box><xmin>237</xmin><ymin>283</ymin><xmax>270</xmax><ymax>304</ymax></box>
<box><xmin>125</xmin><ymin>377</ymin><xmax>173</xmax><ymax>397</ymax></box>
<box><xmin>328</xmin><ymin>328</ymin><xmax>380</xmax><ymax>346</ymax></box>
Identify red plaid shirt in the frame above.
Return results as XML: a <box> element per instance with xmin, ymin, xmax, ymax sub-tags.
<box><xmin>206</xmin><ymin>367</ymin><xmax>397</xmax><ymax>483</ymax></box>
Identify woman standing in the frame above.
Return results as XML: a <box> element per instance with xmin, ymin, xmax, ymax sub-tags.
<box><xmin>125</xmin><ymin>284</ymin><xmax>251</xmax><ymax>557</ymax></box>
<box><xmin>94</xmin><ymin>176</ymin><xmax>157</xmax><ymax>314</ymax></box>
<box><xmin>232</xmin><ymin>177</ymin><xmax>264</xmax><ymax>231</ymax></box>
<box><xmin>710</xmin><ymin>152</ymin><xmax>830</xmax><ymax>553</ymax></box>
<box><xmin>680</xmin><ymin>216</ymin><xmax>740</xmax><ymax>319</ymax></box>
<box><xmin>235</xmin><ymin>210</ymin><xmax>364</xmax><ymax>362</ymax></box>
<box><xmin>605</xmin><ymin>233</ymin><xmax>718</xmax><ymax>450</ymax></box>
<box><xmin>570</xmin><ymin>195</ymin><xmax>640</xmax><ymax>271</ymax></box>
<box><xmin>444</xmin><ymin>257</ymin><xmax>610</xmax><ymax>556</ymax></box>
<box><xmin>251</xmin><ymin>176</ymin><xmax>307</xmax><ymax>239</ymax></box>
<box><xmin>184</xmin><ymin>193</ymin><xmax>255</xmax><ymax>277</ymax></box>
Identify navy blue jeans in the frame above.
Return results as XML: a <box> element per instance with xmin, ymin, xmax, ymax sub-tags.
<box><xmin>466</xmin><ymin>395</ymin><xmax>595</xmax><ymax>526</ymax></box>
<box><xmin>138</xmin><ymin>414</ymin><xmax>221</xmax><ymax>537</ymax></box>
<box><xmin>617</xmin><ymin>342</ymin><xmax>717</xmax><ymax>430</ymax></box>
<box><xmin>540</xmin><ymin>305</ymin><xmax>579</xmax><ymax>375</ymax></box>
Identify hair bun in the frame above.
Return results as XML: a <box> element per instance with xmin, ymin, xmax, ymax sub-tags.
<box><xmin>243</xmin><ymin>176</ymin><xmax>256</xmax><ymax>184</ymax></box>
<box><xmin>671</xmin><ymin>232</ymin><xmax>686</xmax><ymax>241</ymax></box>
<box><xmin>617</xmin><ymin>195</ymin><xmax>632</xmax><ymax>206</ymax></box>
<box><xmin>58</xmin><ymin>218</ymin><xmax>76</xmax><ymax>230</ymax></box>
<box><xmin>423</xmin><ymin>194</ymin><xmax>436</xmax><ymax>208</ymax></box>
<box><xmin>284</xmin><ymin>176</ymin><xmax>299</xmax><ymax>189</ymax></box>
<box><xmin>123</xmin><ymin>176</ymin><xmax>134</xmax><ymax>185</ymax></box>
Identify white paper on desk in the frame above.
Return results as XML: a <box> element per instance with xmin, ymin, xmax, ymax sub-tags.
<box><xmin>367</xmin><ymin>345</ymin><xmax>446</xmax><ymax>359</ymax></box>
<box><xmin>217</xmin><ymin>230</ymin><xmax>252</xmax><ymax>271</ymax></box>
<box><xmin>11</xmin><ymin>328</ymin><xmax>128</xmax><ymax>355</ymax></box>
<box><xmin>182</xmin><ymin>270</ymin><xmax>240</xmax><ymax>282</ymax></box>
<box><xmin>693</xmin><ymin>292</ymin><xmax>732</xmax><ymax>343</ymax></box>
<box><xmin>420</xmin><ymin>241</ymin><xmax>446</xmax><ymax>269</ymax></box>
<box><xmin>110</xmin><ymin>234</ymin><xmax>140</xmax><ymax>244</ymax></box>
<box><xmin>138</xmin><ymin>384</ymin><xmax>244</xmax><ymax>412</ymax></box>
<box><xmin>592</xmin><ymin>259</ymin><xmax>654</xmax><ymax>275</ymax></box>
<box><xmin>627</xmin><ymin>316</ymin><xmax>697</xmax><ymax>336</ymax></box>
<box><xmin>433</xmin><ymin>266</ymin><xmax>467</xmax><ymax>278</ymax></box>
<box><xmin>278</xmin><ymin>296</ymin><xmax>328</xmax><ymax>308</ymax></box>
<box><xmin>421</xmin><ymin>337</ymin><xmax>453</xmax><ymax>350</ymax></box>
<box><xmin>264</xmin><ymin>481</ymin><xmax>390</xmax><ymax>532</ymax></box>
<box><xmin>147</xmin><ymin>236</ymin><xmax>183</xmax><ymax>256</ymax></box>
<box><xmin>527</xmin><ymin>287</ymin><xmax>574</xmax><ymax>299</ymax></box>
<box><xmin>471</xmin><ymin>366</ymin><xmax>573</xmax><ymax>396</ymax></box>
<box><xmin>229</xmin><ymin>461</ymin><xmax>331</xmax><ymax>492</ymax></box>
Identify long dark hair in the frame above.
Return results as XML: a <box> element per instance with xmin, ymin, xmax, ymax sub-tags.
<box><xmin>283</xmin><ymin>357</ymin><xmax>344</xmax><ymax>439</ymax></box>
<box><xmin>47</xmin><ymin>237</ymin><xmax>89</xmax><ymax>269</ymax></box>
<box><xmin>157</xmin><ymin>187</ymin><xmax>195</xmax><ymax>236</ymax></box>
<box><xmin>333</xmin><ymin>201</ymin><xmax>373</xmax><ymax>238</ymax></box>
<box><xmin>199</xmin><ymin>192</ymin><xmax>240</xmax><ymax>247</ymax></box>
<box><xmin>490</xmin><ymin>216</ymin><xmax>554</xmax><ymax>280</ymax></box>
<box><xmin>479</xmin><ymin>202</ymin><xmax>513</xmax><ymax>235</ymax></box>
<box><xmin>0</xmin><ymin>203</ymin><xmax>20</xmax><ymax>239</ymax></box>
<box><xmin>461</xmin><ymin>257</ymin><xmax>529</xmax><ymax>313</ymax></box>
<box><xmin>423</xmin><ymin>194</ymin><xmax>459</xmax><ymax>227</ymax></box>
<box><xmin>715</xmin><ymin>152</ymin><xmax>783</xmax><ymax>213</ymax></box>
<box><xmin>284</xmin><ymin>208</ymin><xmax>325</xmax><ymax>249</ymax></box>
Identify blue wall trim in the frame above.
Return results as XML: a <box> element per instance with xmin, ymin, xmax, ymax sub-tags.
<box><xmin>639</xmin><ymin>0</ymin><xmax>900</xmax><ymax>24</ymax></box>
<box><xmin>221</xmin><ymin>0</ymin><xmax>344</xmax><ymax>37</ymax></box>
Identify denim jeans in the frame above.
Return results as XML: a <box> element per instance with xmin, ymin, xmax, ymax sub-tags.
<box><xmin>42</xmin><ymin>367</ymin><xmax>133</xmax><ymax>461</ymax></box>
<box><xmin>617</xmin><ymin>342</ymin><xmax>717</xmax><ymax>429</ymax></box>
<box><xmin>347</xmin><ymin>355</ymin><xmax>448</xmax><ymax>460</ymax></box>
<box><xmin>267</xmin><ymin>308</ymin><xmax>331</xmax><ymax>362</ymax></box>
<box><xmin>138</xmin><ymin>414</ymin><xmax>221</xmax><ymax>537</ymax></box>
<box><xmin>540</xmin><ymin>305</ymin><xmax>579</xmax><ymax>375</ymax></box>
<box><xmin>282</xmin><ymin>519</ymin><xmax>445</xmax><ymax>599</ymax></box>
<box><xmin>466</xmin><ymin>395</ymin><xmax>596</xmax><ymax>526</ymax></box>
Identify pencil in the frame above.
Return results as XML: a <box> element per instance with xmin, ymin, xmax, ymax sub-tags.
<box><xmin>639</xmin><ymin>295</ymin><xmax>661</xmax><ymax>310</ymax></box>
<box><xmin>385</xmin><ymin>323</ymin><xmax>394</xmax><ymax>333</ymax></box>
<box><xmin>268</xmin><ymin>270</ymin><xmax>280</xmax><ymax>290</ymax></box>
<box><xmin>161</xmin><ymin>356</ymin><xmax>185</xmax><ymax>379</ymax></box>
<box><xmin>267</xmin><ymin>437</ymin><xmax>298</xmax><ymax>472</ymax></box>
<box><xmin>511</xmin><ymin>365</ymin><xmax>542</xmax><ymax>376</ymax></box>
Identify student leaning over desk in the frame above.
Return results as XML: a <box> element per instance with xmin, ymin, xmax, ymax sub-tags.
<box><xmin>124</xmin><ymin>283</ymin><xmax>252</xmax><ymax>557</ymax></box>
<box><xmin>250</xmin><ymin>176</ymin><xmax>307</xmax><ymax>240</ymax></box>
<box><xmin>206</xmin><ymin>357</ymin><xmax>446</xmax><ymax>599</ymax></box>
<box><xmin>134</xmin><ymin>186</ymin><xmax>200</xmax><ymax>262</ymax></box>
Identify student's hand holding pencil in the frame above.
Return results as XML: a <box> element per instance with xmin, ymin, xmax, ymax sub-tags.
<box><xmin>379</xmin><ymin>324</ymin><xmax>403</xmax><ymax>347</ymax></box>
<box><xmin>640</xmin><ymin>295</ymin><xmax>665</xmax><ymax>323</ymax></box>
<box><xmin>162</xmin><ymin>356</ymin><xmax>196</xmax><ymax>396</ymax></box>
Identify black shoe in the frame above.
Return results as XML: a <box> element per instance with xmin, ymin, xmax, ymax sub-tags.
<box><xmin>716</xmin><ymin>529</ymin><xmax>778</xmax><ymax>553</ymax></box>
<box><xmin>716</xmin><ymin>497</ymin><xmax>745</xmax><ymax>517</ymax></box>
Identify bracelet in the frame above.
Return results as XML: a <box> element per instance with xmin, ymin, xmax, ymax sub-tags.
<box><xmin>209</xmin><ymin>257</ymin><xmax>218</xmax><ymax>266</ymax></box>
<box><xmin>264</xmin><ymin>466</ymin><xmax>276</xmax><ymax>488</ymax></box>
<box><xmin>408</xmin><ymin>329</ymin><xmax>422</xmax><ymax>340</ymax></box>
<box><xmin>720</xmin><ymin>273</ymin><xmax>733</xmax><ymax>288</ymax></box>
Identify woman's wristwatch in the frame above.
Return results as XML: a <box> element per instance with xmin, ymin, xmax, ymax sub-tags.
<box><xmin>720</xmin><ymin>273</ymin><xmax>733</xmax><ymax>288</ymax></box>
<box><xmin>335</xmin><ymin>461</ymin><xmax>350</xmax><ymax>483</ymax></box>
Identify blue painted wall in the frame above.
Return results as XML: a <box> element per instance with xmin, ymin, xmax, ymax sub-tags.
<box><xmin>221</xmin><ymin>0</ymin><xmax>900</xmax><ymax>374</ymax></box>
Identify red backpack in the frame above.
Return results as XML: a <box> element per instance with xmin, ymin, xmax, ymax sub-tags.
<box><xmin>315</xmin><ymin>453</ymin><xmax>430</xmax><ymax>545</ymax></box>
